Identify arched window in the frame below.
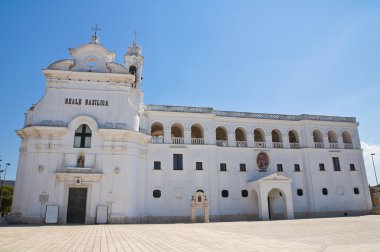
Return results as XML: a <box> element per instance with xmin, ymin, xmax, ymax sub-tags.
<box><xmin>254</xmin><ymin>128</ymin><xmax>265</xmax><ymax>148</ymax></box>
<box><xmin>235</xmin><ymin>128</ymin><xmax>247</xmax><ymax>147</ymax></box>
<box><xmin>271</xmin><ymin>129</ymin><xmax>282</xmax><ymax>148</ymax></box>
<box><xmin>288</xmin><ymin>130</ymin><xmax>298</xmax><ymax>143</ymax></box>
<box><xmin>191</xmin><ymin>124</ymin><xmax>204</xmax><ymax>144</ymax></box>
<box><xmin>151</xmin><ymin>122</ymin><xmax>164</xmax><ymax>144</ymax></box>
<box><xmin>129</xmin><ymin>65</ymin><xmax>137</xmax><ymax>75</ymax></box>
<box><xmin>328</xmin><ymin>130</ymin><xmax>338</xmax><ymax>149</ymax></box>
<box><xmin>196</xmin><ymin>190</ymin><xmax>204</xmax><ymax>203</ymax></box>
<box><xmin>288</xmin><ymin>130</ymin><xmax>300</xmax><ymax>149</ymax></box>
<box><xmin>216</xmin><ymin>127</ymin><xmax>228</xmax><ymax>146</ymax></box>
<box><xmin>171</xmin><ymin>123</ymin><xmax>184</xmax><ymax>144</ymax></box>
<box><xmin>313</xmin><ymin>129</ymin><xmax>324</xmax><ymax>148</ymax></box>
<box><xmin>328</xmin><ymin>130</ymin><xmax>338</xmax><ymax>143</ymax></box>
<box><xmin>342</xmin><ymin>131</ymin><xmax>353</xmax><ymax>149</ymax></box>
<box><xmin>74</xmin><ymin>124</ymin><xmax>92</xmax><ymax>148</ymax></box>
<box><xmin>171</xmin><ymin>123</ymin><xmax>183</xmax><ymax>137</ymax></box>
<box><xmin>342</xmin><ymin>131</ymin><xmax>352</xmax><ymax>144</ymax></box>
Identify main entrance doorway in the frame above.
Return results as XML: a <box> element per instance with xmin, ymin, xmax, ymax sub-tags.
<box><xmin>67</xmin><ymin>188</ymin><xmax>87</xmax><ymax>224</ymax></box>
<box><xmin>268</xmin><ymin>189</ymin><xmax>285</xmax><ymax>220</ymax></box>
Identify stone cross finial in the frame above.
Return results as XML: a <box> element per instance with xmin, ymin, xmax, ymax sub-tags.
<box><xmin>92</xmin><ymin>24</ymin><xmax>101</xmax><ymax>37</ymax></box>
<box><xmin>91</xmin><ymin>24</ymin><xmax>101</xmax><ymax>43</ymax></box>
<box><xmin>132</xmin><ymin>30</ymin><xmax>137</xmax><ymax>45</ymax></box>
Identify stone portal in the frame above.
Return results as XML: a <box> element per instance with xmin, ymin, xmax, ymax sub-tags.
<box><xmin>190</xmin><ymin>190</ymin><xmax>209</xmax><ymax>223</ymax></box>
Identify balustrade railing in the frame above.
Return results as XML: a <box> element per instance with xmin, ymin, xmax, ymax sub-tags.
<box><xmin>151</xmin><ymin>136</ymin><xmax>164</xmax><ymax>144</ymax></box>
<box><xmin>216</xmin><ymin>140</ymin><xmax>228</xmax><ymax>147</ymax></box>
<box><xmin>254</xmin><ymin>142</ymin><xmax>266</xmax><ymax>148</ymax></box>
<box><xmin>171</xmin><ymin>137</ymin><xmax>184</xmax><ymax>144</ymax></box>
<box><xmin>344</xmin><ymin>143</ymin><xmax>353</xmax><ymax>149</ymax></box>
<box><xmin>329</xmin><ymin>143</ymin><xmax>339</xmax><ymax>149</ymax></box>
<box><xmin>236</xmin><ymin>141</ymin><xmax>248</xmax><ymax>147</ymax></box>
<box><xmin>150</xmin><ymin>135</ymin><xmax>356</xmax><ymax>150</ymax></box>
<box><xmin>272</xmin><ymin>142</ymin><xmax>283</xmax><ymax>148</ymax></box>
<box><xmin>289</xmin><ymin>143</ymin><xmax>300</xmax><ymax>149</ymax></box>
<box><xmin>191</xmin><ymin>138</ymin><xmax>204</xmax><ymax>145</ymax></box>
<box><xmin>314</xmin><ymin>142</ymin><xmax>324</xmax><ymax>148</ymax></box>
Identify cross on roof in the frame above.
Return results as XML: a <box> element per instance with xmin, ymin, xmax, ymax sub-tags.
<box><xmin>92</xmin><ymin>24</ymin><xmax>101</xmax><ymax>37</ymax></box>
<box><xmin>132</xmin><ymin>30</ymin><xmax>137</xmax><ymax>44</ymax></box>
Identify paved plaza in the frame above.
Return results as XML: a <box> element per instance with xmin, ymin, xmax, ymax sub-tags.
<box><xmin>0</xmin><ymin>215</ymin><xmax>379</xmax><ymax>251</ymax></box>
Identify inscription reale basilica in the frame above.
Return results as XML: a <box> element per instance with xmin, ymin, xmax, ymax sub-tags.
<box><xmin>65</xmin><ymin>98</ymin><xmax>109</xmax><ymax>106</ymax></box>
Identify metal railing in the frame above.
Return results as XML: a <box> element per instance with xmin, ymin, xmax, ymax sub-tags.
<box><xmin>254</xmin><ymin>142</ymin><xmax>266</xmax><ymax>148</ymax></box>
<box><xmin>344</xmin><ymin>143</ymin><xmax>353</xmax><ymax>149</ymax></box>
<box><xmin>272</xmin><ymin>142</ymin><xmax>283</xmax><ymax>148</ymax></box>
<box><xmin>314</xmin><ymin>142</ymin><xmax>324</xmax><ymax>148</ymax></box>
<box><xmin>216</xmin><ymin>140</ymin><xmax>228</xmax><ymax>147</ymax></box>
<box><xmin>236</xmin><ymin>141</ymin><xmax>248</xmax><ymax>147</ymax></box>
<box><xmin>329</xmin><ymin>143</ymin><xmax>339</xmax><ymax>149</ymax></box>
<box><xmin>289</xmin><ymin>143</ymin><xmax>300</xmax><ymax>149</ymax></box>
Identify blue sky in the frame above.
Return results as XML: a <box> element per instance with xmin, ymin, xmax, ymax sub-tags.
<box><xmin>1</xmin><ymin>1</ymin><xmax>380</xmax><ymax>183</ymax></box>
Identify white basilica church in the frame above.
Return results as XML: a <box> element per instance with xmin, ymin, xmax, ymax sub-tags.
<box><xmin>11</xmin><ymin>34</ymin><xmax>373</xmax><ymax>224</ymax></box>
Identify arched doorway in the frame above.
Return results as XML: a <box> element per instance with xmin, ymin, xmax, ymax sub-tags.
<box><xmin>267</xmin><ymin>188</ymin><xmax>286</xmax><ymax>220</ymax></box>
<box><xmin>190</xmin><ymin>190</ymin><xmax>209</xmax><ymax>223</ymax></box>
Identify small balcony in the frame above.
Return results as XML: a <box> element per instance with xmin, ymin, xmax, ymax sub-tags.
<box><xmin>151</xmin><ymin>136</ymin><xmax>164</xmax><ymax>144</ymax></box>
<box><xmin>236</xmin><ymin>141</ymin><xmax>248</xmax><ymax>147</ymax></box>
<box><xmin>314</xmin><ymin>142</ymin><xmax>324</xmax><ymax>148</ymax></box>
<box><xmin>272</xmin><ymin>142</ymin><xmax>283</xmax><ymax>148</ymax></box>
<box><xmin>171</xmin><ymin>137</ymin><xmax>184</xmax><ymax>144</ymax></box>
<box><xmin>289</xmin><ymin>143</ymin><xmax>300</xmax><ymax>149</ymax></box>
<box><xmin>344</xmin><ymin>143</ymin><xmax>353</xmax><ymax>149</ymax></box>
<box><xmin>191</xmin><ymin>138</ymin><xmax>204</xmax><ymax>145</ymax></box>
<box><xmin>254</xmin><ymin>142</ymin><xmax>266</xmax><ymax>148</ymax></box>
<box><xmin>216</xmin><ymin>140</ymin><xmax>228</xmax><ymax>147</ymax></box>
<box><xmin>329</xmin><ymin>143</ymin><xmax>339</xmax><ymax>149</ymax></box>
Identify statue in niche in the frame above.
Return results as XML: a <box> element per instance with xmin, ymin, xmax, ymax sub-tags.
<box><xmin>77</xmin><ymin>154</ymin><xmax>85</xmax><ymax>168</ymax></box>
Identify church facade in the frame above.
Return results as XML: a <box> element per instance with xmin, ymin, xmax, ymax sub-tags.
<box><xmin>11</xmin><ymin>36</ymin><xmax>373</xmax><ymax>224</ymax></box>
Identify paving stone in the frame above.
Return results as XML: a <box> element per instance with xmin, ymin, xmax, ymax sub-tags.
<box><xmin>0</xmin><ymin>215</ymin><xmax>379</xmax><ymax>251</ymax></box>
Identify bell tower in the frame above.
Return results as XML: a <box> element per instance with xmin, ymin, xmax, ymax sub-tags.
<box><xmin>124</xmin><ymin>36</ymin><xmax>144</xmax><ymax>89</ymax></box>
<box><xmin>124</xmin><ymin>36</ymin><xmax>144</xmax><ymax>131</ymax></box>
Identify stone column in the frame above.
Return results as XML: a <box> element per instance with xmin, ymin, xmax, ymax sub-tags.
<box><xmin>204</xmin><ymin>196</ymin><xmax>209</xmax><ymax>223</ymax></box>
<box><xmin>282</xmin><ymin>135</ymin><xmax>289</xmax><ymax>149</ymax></box>
<box><xmin>164</xmin><ymin>128</ymin><xmax>171</xmax><ymax>144</ymax></box>
<box><xmin>265</xmin><ymin>134</ymin><xmax>272</xmax><ymax>149</ymax></box>
<box><xmin>323</xmin><ymin>136</ymin><xmax>329</xmax><ymax>148</ymax></box>
<box><xmin>191</xmin><ymin>196</ymin><xmax>196</xmax><ymax>223</ymax></box>
<box><xmin>247</xmin><ymin>132</ymin><xmax>254</xmax><ymax>148</ymax></box>
<box><xmin>257</xmin><ymin>188</ymin><xmax>269</xmax><ymax>221</ymax></box>
<box><xmin>285</xmin><ymin>194</ymin><xmax>294</xmax><ymax>219</ymax></box>
<box><xmin>337</xmin><ymin>136</ymin><xmax>344</xmax><ymax>149</ymax></box>
<box><xmin>228</xmin><ymin>132</ymin><xmax>236</xmax><ymax>147</ymax></box>
<box><xmin>298</xmin><ymin>136</ymin><xmax>303</xmax><ymax>148</ymax></box>
<box><xmin>184</xmin><ymin>128</ymin><xmax>191</xmax><ymax>144</ymax></box>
